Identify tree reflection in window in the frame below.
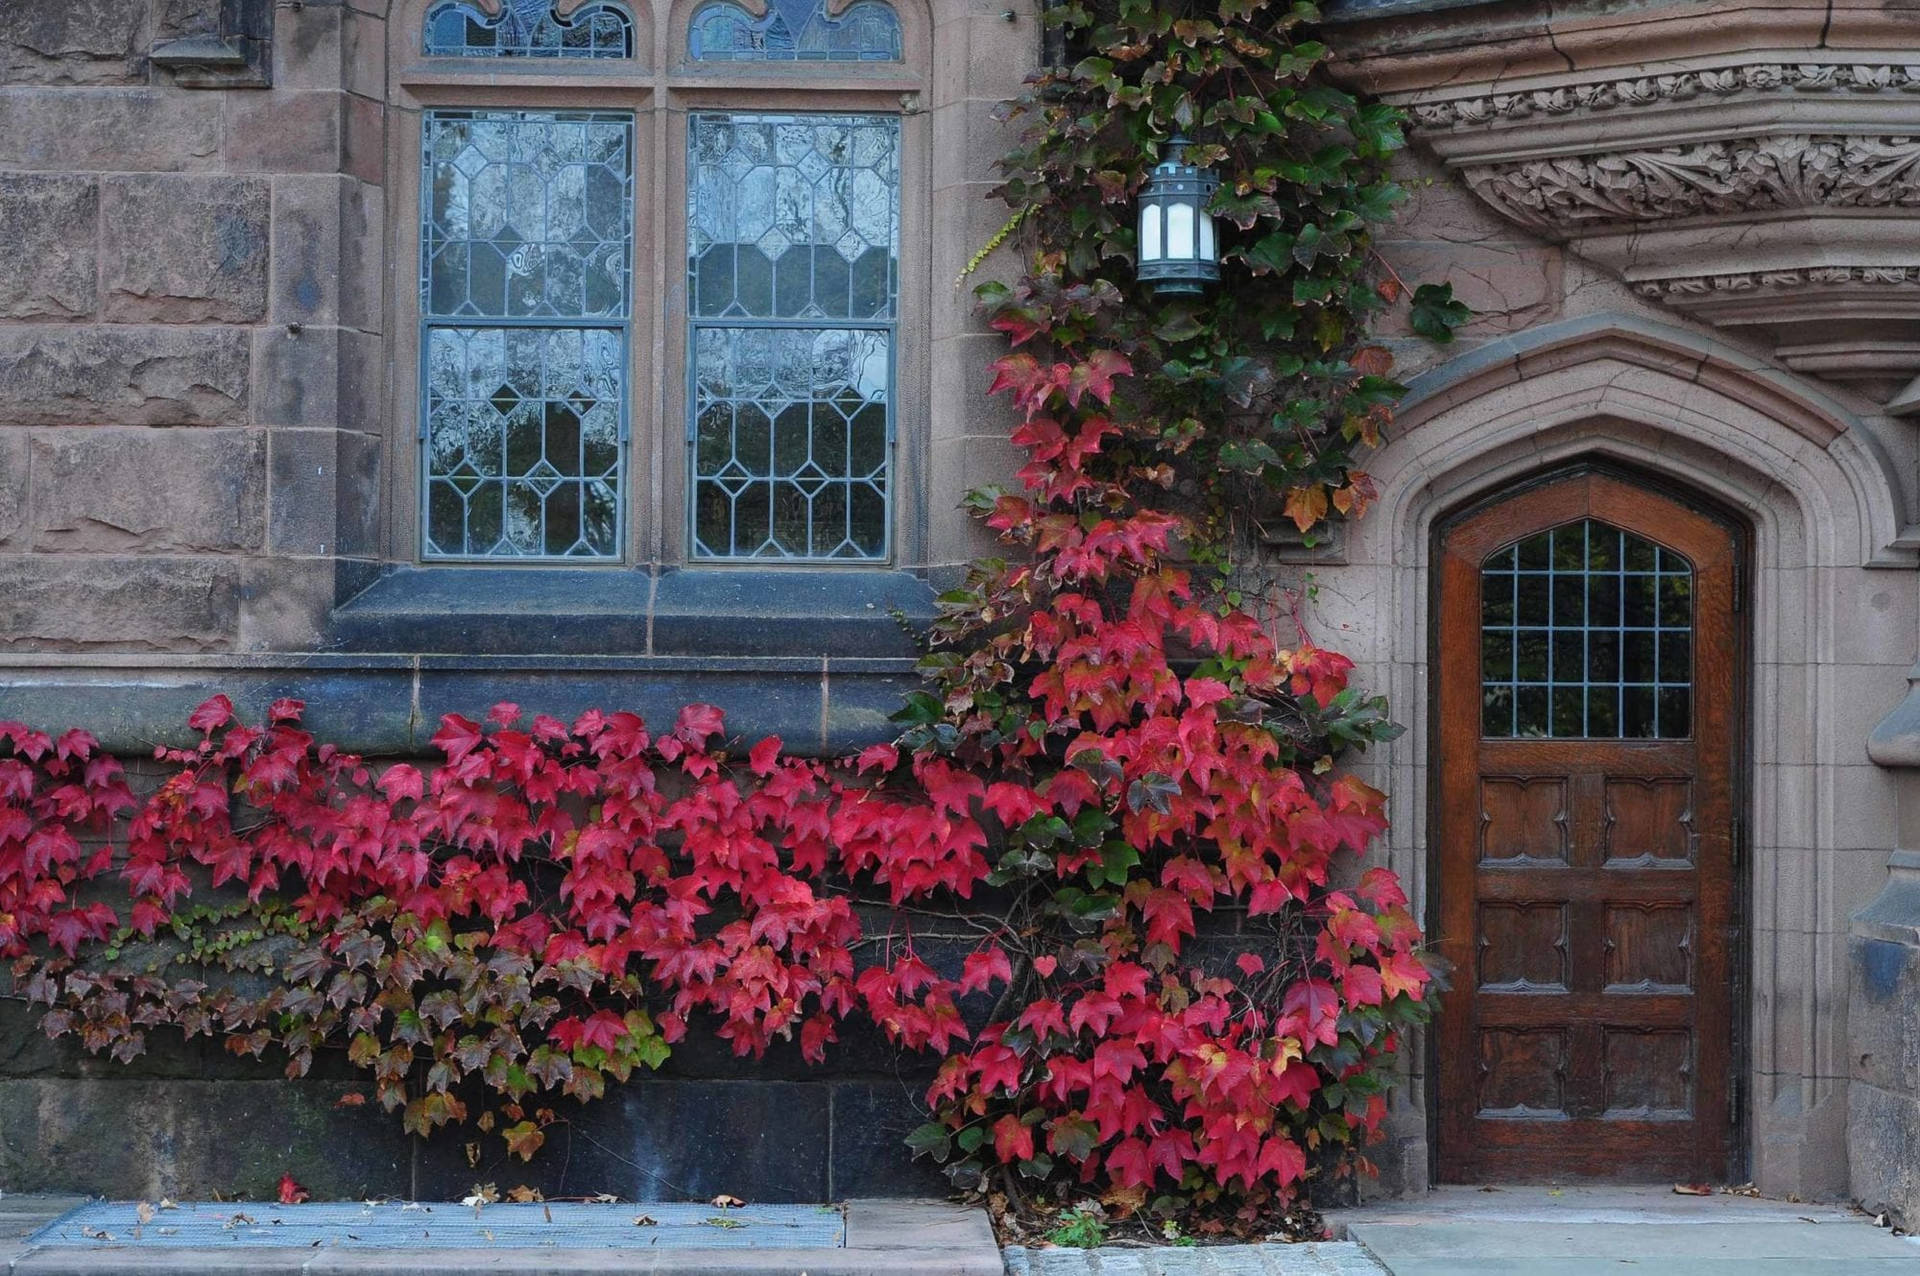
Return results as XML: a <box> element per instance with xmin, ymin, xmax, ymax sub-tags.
<box><xmin>425</xmin><ymin>0</ymin><xmax>634</xmax><ymax>58</ymax></box>
<box><xmin>689</xmin><ymin>0</ymin><xmax>900</xmax><ymax>62</ymax></box>
<box><xmin>421</xmin><ymin>110</ymin><xmax>632</xmax><ymax>559</ymax></box>
<box><xmin>688</xmin><ymin>113</ymin><xmax>899</xmax><ymax>560</ymax></box>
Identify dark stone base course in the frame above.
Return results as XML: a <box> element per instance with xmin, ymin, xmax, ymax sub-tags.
<box><xmin>0</xmin><ymin>1075</ymin><xmax>949</xmax><ymax>1205</ymax></box>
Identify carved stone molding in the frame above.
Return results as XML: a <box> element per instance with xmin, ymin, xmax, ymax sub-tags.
<box><xmin>1412</xmin><ymin>62</ymin><xmax>1920</xmax><ymax>130</ymax></box>
<box><xmin>1462</xmin><ymin>136</ymin><xmax>1920</xmax><ymax>236</ymax></box>
<box><xmin>1324</xmin><ymin>0</ymin><xmax>1920</xmax><ymax>405</ymax></box>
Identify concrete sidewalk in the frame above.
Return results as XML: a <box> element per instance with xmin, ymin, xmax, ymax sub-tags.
<box><xmin>1332</xmin><ymin>1185</ymin><xmax>1920</xmax><ymax>1275</ymax></box>
<box><xmin>0</xmin><ymin>1196</ymin><xmax>1003</xmax><ymax>1275</ymax></box>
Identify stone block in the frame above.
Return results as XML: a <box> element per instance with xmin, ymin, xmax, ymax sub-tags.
<box><xmin>270</xmin><ymin>428</ymin><xmax>344</xmax><ymax>556</ymax></box>
<box><xmin>0</xmin><ymin>557</ymin><xmax>240</xmax><ymax>649</ymax></box>
<box><xmin>272</xmin><ymin>176</ymin><xmax>383</xmax><ymax>330</ymax></box>
<box><xmin>336</xmin><ymin>428</ymin><xmax>383</xmax><ymax>556</ymax></box>
<box><xmin>342</xmin><ymin>8</ymin><xmax>387</xmax><ymax>100</ymax></box>
<box><xmin>272</xmin><ymin>0</ymin><xmax>342</xmax><ymax>90</ymax></box>
<box><xmin>0</xmin><ymin>1078</ymin><xmax>411</xmax><ymax>1201</ymax></box>
<box><xmin>101</xmin><ymin>175</ymin><xmax>270</xmax><ymax>323</ymax></box>
<box><xmin>0</xmin><ymin>87</ymin><xmax>218</xmax><ymax>172</ymax></box>
<box><xmin>0</xmin><ymin>326</ymin><xmax>249</xmax><ymax>427</ymax></box>
<box><xmin>238</xmin><ymin>557</ymin><xmax>334</xmax><ymax>652</ymax></box>
<box><xmin>253</xmin><ymin>323</ymin><xmax>340</xmax><ymax>427</ymax></box>
<box><xmin>0</xmin><ymin>0</ymin><xmax>146</xmax><ymax>86</ymax></box>
<box><xmin>1849</xmin><ymin>1080</ymin><xmax>1920</xmax><ymax>1229</ymax></box>
<box><xmin>828</xmin><ymin>1082</ymin><xmax>951</xmax><ymax>1199</ymax></box>
<box><xmin>222</xmin><ymin>90</ymin><xmax>342</xmax><ymax>173</ymax></box>
<box><xmin>0</xmin><ymin>175</ymin><xmax>98</xmax><ymax>319</ymax></box>
<box><xmin>343</xmin><ymin>89</ymin><xmax>385</xmax><ymax>186</ymax></box>
<box><xmin>31</xmin><ymin>428</ymin><xmax>265</xmax><ymax>553</ymax></box>
<box><xmin>0</xmin><ymin>432</ymin><xmax>27</xmax><ymax>549</ymax></box>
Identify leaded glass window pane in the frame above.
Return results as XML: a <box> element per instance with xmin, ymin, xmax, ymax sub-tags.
<box><xmin>688</xmin><ymin>113</ymin><xmax>899</xmax><ymax>561</ymax></box>
<box><xmin>425</xmin><ymin>0</ymin><xmax>634</xmax><ymax>58</ymax></box>
<box><xmin>422</xmin><ymin>110</ymin><xmax>631</xmax><ymax>560</ymax></box>
<box><xmin>1480</xmin><ymin>520</ymin><xmax>1692</xmax><ymax>739</ymax></box>
<box><xmin>689</xmin><ymin>0</ymin><xmax>901</xmax><ymax>61</ymax></box>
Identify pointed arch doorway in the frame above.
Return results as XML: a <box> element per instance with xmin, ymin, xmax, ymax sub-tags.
<box><xmin>1431</xmin><ymin>467</ymin><xmax>1745</xmax><ymax>1183</ymax></box>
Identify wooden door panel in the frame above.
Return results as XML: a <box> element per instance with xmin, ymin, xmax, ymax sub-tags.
<box><xmin>1435</xmin><ymin>471</ymin><xmax>1739</xmax><ymax>1184</ymax></box>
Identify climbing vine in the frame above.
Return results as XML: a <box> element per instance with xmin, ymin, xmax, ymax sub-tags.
<box><xmin>0</xmin><ymin>0</ymin><xmax>1453</xmax><ymax>1235</ymax></box>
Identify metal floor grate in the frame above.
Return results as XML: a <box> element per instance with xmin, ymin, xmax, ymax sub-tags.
<box><xmin>30</xmin><ymin>1200</ymin><xmax>847</xmax><ymax>1251</ymax></box>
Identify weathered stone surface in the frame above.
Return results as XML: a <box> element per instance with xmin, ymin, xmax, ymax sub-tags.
<box><xmin>0</xmin><ymin>432</ymin><xmax>27</xmax><ymax>550</ymax></box>
<box><xmin>252</xmin><ymin>323</ymin><xmax>339</xmax><ymax>428</ymax></box>
<box><xmin>222</xmin><ymin>90</ymin><xmax>342</xmax><ymax>173</ymax></box>
<box><xmin>0</xmin><ymin>1078</ymin><xmax>411</xmax><ymax>1201</ymax></box>
<box><xmin>1376</xmin><ymin>240</ymin><xmax>1562</xmax><ymax>336</ymax></box>
<box><xmin>101</xmin><ymin>176</ymin><xmax>270</xmax><ymax>323</ymax></box>
<box><xmin>0</xmin><ymin>87</ymin><xmax>218</xmax><ymax>172</ymax></box>
<box><xmin>271</xmin><ymin>176</ymin><xmax>382</xmax><ymax>330</ymax></box>
<box><xmin>31</xmin><ymin>428</ymin><xmax>265</xmax><ymax>553</ymax></box>
<box><xmin>0</xmin><ymin>326</ymin><xmax>248</xmax><ymax>426</ymax></box>
<box><xmin>0</xmin><ymin>0</ymin><xmax>146</xmax><ymax>86</ymax></box>
<box><xmin>0</xmin><ymin>176</ymin><xmax>98</xmax><ymax>319</ymax></box>
<box><xmin>0</xmin><ymin>557</ymin><xmax>239</xmax><ymax>649</ymax></box>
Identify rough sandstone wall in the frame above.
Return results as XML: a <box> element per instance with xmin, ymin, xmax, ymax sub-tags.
<box><xmin>0</xmin><ymin>0</ymin><xmax>384</xmax><ymax>655</ymax></box>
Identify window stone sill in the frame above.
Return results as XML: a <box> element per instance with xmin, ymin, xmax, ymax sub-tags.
<box><xmin>324</xmin><ymin>565</ymin><xmax>935</xmax><ymax>659</ymax></box>
<box><xmin>0</xmin><ymin>570</ymin><xmax>937</xmax><ymax>755</ymax></box>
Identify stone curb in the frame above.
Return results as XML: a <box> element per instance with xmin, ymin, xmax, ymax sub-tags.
<box><xmin>1001</xmin><ymin>1240</ymin><xmax>1387</xmax><ymax>1276</ymax></box>
<box><xmin>3</xmin><ymin>1199</ymin><xmax>1002</xmax><ymax>1276</ymax></box>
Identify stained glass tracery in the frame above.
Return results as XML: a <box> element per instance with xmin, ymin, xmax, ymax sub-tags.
<box><xmin>688</xmin><ymin>113</ymin><xmax>899</xmax><ymax>560</ymax></box>
<box><xmin>421</xmin><ymin>110</ymin><xmax>632</xmax><ymax>560</ymax></box>
<box><xmin>689</xmin><ymin>0</ymin><xmax>901</xmax><ymax>62</ymax></box>
<box><xmin>425</xmin><ymin>0</ymin><xmax>634</xmax><ymax>58</ymax></box>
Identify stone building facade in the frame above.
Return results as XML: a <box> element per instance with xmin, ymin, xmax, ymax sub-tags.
<box><xmin>1</xmin><ymin>0</ymin><xmax>1919</xmax><ymax>1223</ymax></box>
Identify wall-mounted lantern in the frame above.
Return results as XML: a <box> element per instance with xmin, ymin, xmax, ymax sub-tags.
<box><xmin>1135</xmin><ymin>134</ymin><xmax>1219</xmax><ymax>296</ymax></box>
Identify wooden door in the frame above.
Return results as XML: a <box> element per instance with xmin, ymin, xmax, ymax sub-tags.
<box><xmin>1433</xmin><ymin>471</ymin><xmax>1740</xmax><ymax>1183</ymax></box>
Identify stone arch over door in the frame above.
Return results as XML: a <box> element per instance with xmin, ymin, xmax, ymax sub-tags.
<box><xmin>1312</xmin><ymin>314</ymin><xmax>1916</xmax><ymax>1198</ymax></box>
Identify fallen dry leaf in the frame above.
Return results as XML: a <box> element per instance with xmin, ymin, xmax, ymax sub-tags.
<box><xmin>506</xmin><ymin>1186</ymin><xmax>543</xmax><ymax>1203</ymax></box>
<box><xmin>333</xmin><ymin>1093</ymin><xmax>367</xmax><ymax>1109</ymax></box>
<box><xmin>590</xmin><ymin>1193</ymin><xmax>619</xmax><ymax>1204</ymax></box>
<box><xmin>136</xmin><ymin>1202</ymin><xmax>155</xmax><ymax>1225</ymax></box>
<box><xmin>633</xmin><ymin>1215</ymin><xmax>658</xmax><ymax>1227</ymax></box>
<box><xmin>278</xmin><ymin>1173</ymin><xmax>309</xmax><ymax>1205</ymax></box>
<box><xmin>711</xmin><ymin>1194</ymin><xmax>746</xmax><ymax>1209</ymax></box>
<box><xmin>1673</xmin><ymin>1183</ymin><xmax>1713</xmax><ymax>1196</ymax></box>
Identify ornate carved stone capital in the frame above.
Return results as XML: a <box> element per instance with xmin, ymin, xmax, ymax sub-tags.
<box><xmin>1326</xmin><ymin>0</ymin><xmax>1920</xmax><ymax>403</ymax></box>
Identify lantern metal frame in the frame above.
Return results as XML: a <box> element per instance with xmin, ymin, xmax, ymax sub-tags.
<box><xmin>1135</xmin><ymin>134</ymin><xmax>1220</xmax><ymax>296</ymax></box>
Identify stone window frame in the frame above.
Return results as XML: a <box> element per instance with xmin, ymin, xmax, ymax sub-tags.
<box><xmin>383</xmin><ymin>0</ymin><xmax>933</xmax><ymax>570</ymax></box>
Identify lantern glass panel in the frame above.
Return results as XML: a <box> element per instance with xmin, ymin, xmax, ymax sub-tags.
<box><xmin>1167</xmin><ymin>202</ymin><xmax>1195</xmax><ymax>260</ymax></box>
<box><xmin>1198</xmin><ymin>211</ymin><xmax>1214</xmax><ymax>263</ymax></box>
<box><xmin>1140</xmin><ymin>202</ymin><xmax>1162</xmax><ymax>262</ymax></box>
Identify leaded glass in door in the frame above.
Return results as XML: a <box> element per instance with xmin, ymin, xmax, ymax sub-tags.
<box><xmin>1480</xmin><ymin>521</ymin><xmax>1693</xmax><ymax>740</ymax></box>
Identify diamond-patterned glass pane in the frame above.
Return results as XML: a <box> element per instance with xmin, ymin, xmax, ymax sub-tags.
<box><xmin>422</xmin><ymin>110</ymin><xmax>630</xmax><ymax>561</ymax></box>
<box><xmin>424</xmin><ymin>110</ymin><xmax>632</xmax><ymax>320</ymax></box>
<box><xmin>1480</xmin><ymin>520</ymin><xmax>1693</xmax><ymax>739</ymax></box>
<box><xmin>424</xmin><ymin>328</ymin><xmax>623</xmax><ymax>558</ymax></box>
<box><xmin>691</xmin><ymin>327</ymin><xmax>890</xmax><ymax>560</ymax></box>
<box><xmin>688</xmin><ymin>113</ymin><xmax>898</xmax><ymax>561</ymax></box>
<box><xmin>425</xmin><ymin>0</ymin><xmax>633</xmax><ymax>58</ymax></box>
<box><xmin>688</xmin><ymin>0</ymin><xmax>900</xmax><ymax>61</ymax></box>
<box><xmin>689</xmin><ymin>114</ymin><xmax>898</xmax><ymax>321</ymax></box>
